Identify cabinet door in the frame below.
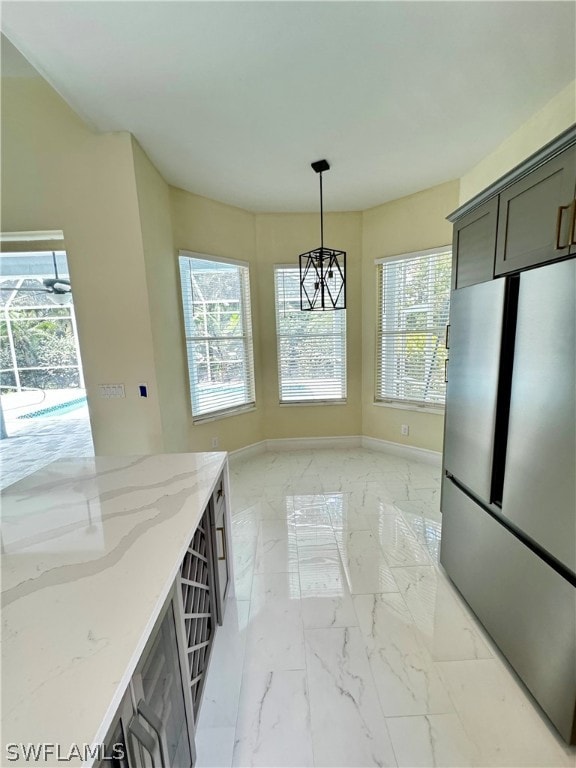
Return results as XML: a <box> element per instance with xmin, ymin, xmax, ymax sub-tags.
<box><xmin>495</xmin><ymin>146</ymin><xmax>576</xmax><ymax>274</ymax></box>
<box><xmin>210</xmin><ymin>473</ymin><xmax>230</xmax><ymax>625</ymax></box>
<box><xmin>131</xmin><ymin>599</ymin><xmax>194</xmax><ymax>768</ymax></box>
<box><xmin>179</xmin><ymin>508</ymin><xmax>217</xmax><ymax>717</ymax></box>
<box><xmin>452</xmin><ymin>197</ymin><xmax>498</xmax><ymax>289</ymax></box>
<box><xmin>95</xmin><ymin>689</ymin><xmax>134</xmax><ymax>768</ymax></box>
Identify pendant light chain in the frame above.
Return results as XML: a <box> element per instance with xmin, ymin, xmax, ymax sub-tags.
<box><xmin>319</xmin><ymin>171</ymin><xmax>324</xmax><ymax>251</ymax></box>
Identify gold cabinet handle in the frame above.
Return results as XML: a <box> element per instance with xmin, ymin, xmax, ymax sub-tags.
<box><xmin>216</xmin><ymin>526</ymin><xmax>226</xmax><ymax>561</ymax></box>
<box><xmin>570</xmin><ymin>200</ymin><xmax>576</xmax><ymax>246</ymax></box>
<box><xmin>555</xmin><ymin>203</ymin><xmax>572</xmax><ymax>250</ymax></box>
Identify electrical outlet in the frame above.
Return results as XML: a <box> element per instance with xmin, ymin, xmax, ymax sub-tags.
<box><xmin>211</xmin><ymin>436</ymin><xmax>219</xmax><ymax>449</ymax></box>
<box><xmin>401</xmin><ymin>424</ymin><xmax>409</xmax><ymax>436</ymax></box>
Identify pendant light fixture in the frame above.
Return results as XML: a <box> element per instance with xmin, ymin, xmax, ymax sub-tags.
<box><xmin>299</xmin><ymin>160</ymin><xmax>346</xmax><ymax>311</ymax></box>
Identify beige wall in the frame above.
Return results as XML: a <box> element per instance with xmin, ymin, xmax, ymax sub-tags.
<box><xmin>132</xmin><ymin>138</ymin><xmax>189</xmax><ymax>453</ymax></box>
<box><xmin>169</xmin><ymin>188</ymin><xmax>265</xmax><ymax>452</ymax></box>
<box><xmin>255</xmin><ymin>212</ymin><xmax>363</xmax><ymax>439</ymax></box>
<box><xmin>1</xmin><ymin>75</ymin><xmax>165</xmax><ymax>455</ymax></box>
<box><xmin>361</xmin><ymin>180</ymin><xmax>460</xmax><ymax>453</ymax></box>
<box><xmin>4</xmin><ymin>56</ymin><xmax>570</xmax><ymax>458</ymax></box>
<box><xmin>460</xmin><ymin>80</ymin><xmax>576</xmax><ymax>204</ymax></box>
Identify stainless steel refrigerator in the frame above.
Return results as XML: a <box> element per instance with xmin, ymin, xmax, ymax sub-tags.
<box><xmin>440</xmin><ymin>256</ymin><xmax>576</xmax><ymax>743</ymax></box>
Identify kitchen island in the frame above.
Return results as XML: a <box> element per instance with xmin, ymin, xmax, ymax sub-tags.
<box><xmin>1</xmin><ymin>452</ymin><xmax>231</xmax><ymax>767</ymax></box>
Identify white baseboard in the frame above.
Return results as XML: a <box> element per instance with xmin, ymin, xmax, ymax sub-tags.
<box><xmin>266</xmin><ymin>436</ymin><xmax>362</xmax><ymax>452</ymax></box>
<box><xmin>229</xmin><ymin>435</ymin><xmax>442</xmax><ymax>466</ymax></box>
<box><xmin>228</xmin><ymin>440</ymin><xmax>267</xmax><ymax>461</ymax></box>
<box><xmin>361</xmin><ymin>436</ymin><xmax>442</xmax><ymax>466</ymax></box>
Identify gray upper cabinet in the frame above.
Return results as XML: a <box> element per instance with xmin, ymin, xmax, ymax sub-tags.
<box><xmin>495</xmin><ymin>146</ymin><xmax>576</xmax><ymax>275</ymax></box>
<box><xmin>452</xmin><ymin>197</ymin><xmax>498</xmax><ymax>289</ymax></box>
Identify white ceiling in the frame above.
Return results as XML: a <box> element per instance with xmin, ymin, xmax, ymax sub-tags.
<box><xmin>2</xmin><ymin>2</ymin><xmax>575</xmax><ymax>212</ymax></box>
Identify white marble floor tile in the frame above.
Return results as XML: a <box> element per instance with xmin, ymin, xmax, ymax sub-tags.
<box><xmin>394</xmin><ymin>498</ymin><xmax>442</xmax><ymax>519</ymax></box>
<box><xmin>285</xmin><ymin>477</ymin><xmax>326</xmax><ymax>495</ymax></box>
<box><xmin>197</xmin><ymin>600</ymin><xmax>250</xmax><ymax>729</ymax></box>
<box><xmin>287</xmin><ymin>496</ymin><xmax>334</xmax><ymax>524</ymax></box>
<box><xmin>220</xmin><ymin>449</ymin><xmax>572</xmax><ymax>768</ymax></box>
<box><xmin>232</xmin><ymin>537</ymin><xmax>257</xmax><ymax>601</ymax></box>
<box><xmin>386</xmin><ymin>483</ymin><xmax>440</xmax><ymax>508</ymax></box>
<box><xmin>259</xmin><ymin>519</ymin><xmax>296</xmax><ymax>538</ymax></box>
<box><xmin>336</xmin><ymin>528</ymin><xmax>382</xmax><ymax>557</ymax></box>
<box><xmin>437</xmin><ymin>658</ymin><xmax>576</xmax><ymax>767</ymax></box>
<box><xmin>297</xmin><ymin>542</ymin><xmax>342</xmax><ymax>565</ymax></box>
<box><xmin>244</xmin><ymin>572</ymin><xmax>305</xmax><ymax>671</ymax></box>
<box><xmin>298</xmin><ymin>547</ymin><xmax>348</xmax><ymax>598</ymax></box>
<box><xmin>195</xmin><ymin>726</ymin><xmax>235</xmax><ymax>768</ymax></box>
<box><xmin>331</xmin><ymin>512</ymin><xmax>375</xmax><ymax>531</ymax></box>
<box><xmin>347</xmin><ymin>488</ymin><xmax>399</xmax><ymax>516</ymax></box>
<box><xmin>296</xmin><ymin>526</ymin><xmax>337</xmax><ymax>549</ymax></box>
<box><xmin>354</xmin><ymin>593</ymin><xmax>453</xmax><ymax>716</ymax></box>
<box><xmin>305</xmin><ymin>626</ymin><xmax>397</xmax><ymax>767</ymax></box>
<box><xmin>386</xmin><ymin>713</ymin><xmax>481</xmax><ymax>767</ymax></box>
<box><xmin>249</xmin><ymin>570</ymin><xmax>302</xmax><ymax>607</ymax></box>
<box><xmin>395</xmin><ymin>499</ymin><xmax>442</xmax><ymax>532</ymax></box>
<box><xmin>230</xmin><ymin>514</ymin><xmax>260</xmax><ymax>540</ymax></box>
<box><xmin>341</xmin><ymin>553</ymin><xmax>399</xmax><ymax>595</ymax></box>
<box><xmin>369</xmin><ymin>514</ymin><xmax>431</xmax><ymax>567</ymax></box>
<box><xmin>232</xmin><ymin>669</ymin><xmax>313</xmax><ymax>768</ymax></box>
<box><xmin>231</xmin><ymin>496</ymin><xmax>288</xmax><ymax>519</ymax></box>
<box><xmin>254</xmin><ymin>534</ymin><xmax>299</xmax><ymax>574</ymax></box>
<box><xmin>301</xmin><ymin>593</ymin><xmax>358</xmax><ymax>629</ymax></box>
<box><xmin>401</xmin><ymin>511</ymin><xmax>442</xmax><ymax>562</ymax></box>
<box><xmin>393</xmin><ymin>566</ymin><xmax>493</xmax><ymax>661</ymax></box>
<box><xmin>406</xmin><ymin>486</ymin><xmax>441</xmax><ymax>507</ymax></box>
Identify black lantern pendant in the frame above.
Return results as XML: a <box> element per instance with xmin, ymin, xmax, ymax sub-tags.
<box><xmin>299</xmin><ymin>160</ymin><xmax>346</xmax><ymax>311</ymax></box>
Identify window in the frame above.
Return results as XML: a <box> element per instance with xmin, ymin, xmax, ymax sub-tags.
<box><xmin>376</xmin><ymin>247</ymin><xmax>451</xmax><ymax>408</ymax></box>
<box><xmin>0</xmin><ymin>251</ymin><xmax>83</xmax><ymax>391</ymax></box>
<box><xmin>179</xmin><ymin>253</ymin><xmax>255</xmax><ymax>420</ymax></box>
<box><xmin>274</xmin><ymin>266</ymin><xmax>346</xmax><ymax>403</ymax></box>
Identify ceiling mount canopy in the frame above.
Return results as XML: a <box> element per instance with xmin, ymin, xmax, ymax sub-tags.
<box><xmin>299</xmin><ymin>160</ymin><xmax>346</xmax><ymax>311</ymax></box>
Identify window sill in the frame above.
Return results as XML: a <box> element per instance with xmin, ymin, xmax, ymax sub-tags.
<box><xmin>373</xmin><ymin>401</ymin><xmax>445</xmax><ymax>416</ymax></box>
<box><xmin>279</xmin><ymin>400</ymin><xmax>348</xmax><ymax>407</ymax></box>
<box><xmin>192</xmin><ymin>405</ymin><xmax>257</xmax><ymax>424</ymax></box>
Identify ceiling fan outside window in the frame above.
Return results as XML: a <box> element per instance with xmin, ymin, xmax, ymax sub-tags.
<box><xmin>0</xmin><ymin>251</ymin><xmax>72</xmax><ymax>305</ymax></box>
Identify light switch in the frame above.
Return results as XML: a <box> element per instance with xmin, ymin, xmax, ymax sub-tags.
<box><xmin>98</xmin><ymin>384</ymin><xmax>125</xmax><ymax>399</ymax></box>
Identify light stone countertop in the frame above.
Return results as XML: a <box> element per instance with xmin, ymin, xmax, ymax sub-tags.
<box><xmin>1</xmin><ymin>452</ymin><xmax>227</xmax><ymax>766</ymax></box>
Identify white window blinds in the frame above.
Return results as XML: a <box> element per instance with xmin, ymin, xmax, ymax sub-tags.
<box><xmin>274</xmin><ymin>266</ymin><xmax>346</xmax><ymax>403</ymax></box>
<box><xmin>376</xmin><ymin>248</ymin><xmax>451</xmax><ymax>408</ymax></box>
<box><xmin>179</xmin><ymin>254</ymin><xmax>255</xmax><ymax>420</ymax></box>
